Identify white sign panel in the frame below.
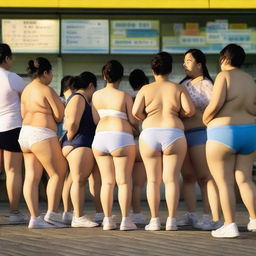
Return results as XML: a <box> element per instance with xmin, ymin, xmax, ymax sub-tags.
<box><xmin>61</xmin><ymin>20</ymin><xmax>109</xmax><ymax>53</ymax></box>
<box><xmin>2</xmin><ymin>19</ymin><xmax>59</xmax><ymax>53</ymax></box>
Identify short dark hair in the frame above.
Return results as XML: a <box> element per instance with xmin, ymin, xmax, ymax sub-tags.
<box><xmin>27</xmin><ymin>57</ymin><xmax>52</xmax><ymax>78</ymax></box>
<box><xmin>102</xmin><ymin>60</ymin><xmax>124</xmax><ymax>83</ymax></box>
<box><xmin>151</xmin><ymin>52</ymin><xmax>172</xmax><ymax>75</ymax></box>
<box><xmin>0</xmin><ymin>43</ymin><xmax>12</xmax><ymax>64</ymax></box>
<box><xmin>72</xmin><ymin>71</ymin><xmax>97</xmax><ymax>91</ymax></box>
<box><xmin>220</xmin><ymin>44</ymin><xmax>246</xmax><ymax>68</ymax></box>
<box><xmin>129</xmin><ymin>69</ymin><xmax>149</xmax><ymax>91</ymax></box>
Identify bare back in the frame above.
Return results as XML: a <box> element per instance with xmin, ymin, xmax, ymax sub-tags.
<box><xmin>133</xmin><ymin>81</ymin><xmax>195</xmax><ymax>130</ymax></box>
<box><xmin>206</xmin><ymin>69</ymin><xmax>256</xmax><ymax>127</ymax></box>
<box><xmin>92</xmin><ymin>87</ymin><xmax>136</xmax><ymax>133</ymax></box>
<box><xmin>21</xmin><ymin>80</ymin><xmax>64</xmax><ymax>132</ymax></box>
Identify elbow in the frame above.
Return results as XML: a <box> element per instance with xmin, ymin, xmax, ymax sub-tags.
<box><xmin>183</xmin><ymin>107</ymin><xmax>196</xmax><ymax>118</ymax></box>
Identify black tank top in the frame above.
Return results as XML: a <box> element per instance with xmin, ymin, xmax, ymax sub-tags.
<box><xmin>62</xmin><ymin>92</ymin><xmax>96</xmax><ymax>148</ymax></box>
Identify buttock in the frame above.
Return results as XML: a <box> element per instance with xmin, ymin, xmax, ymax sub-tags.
<box><xmin>185</xmin><ymin>127</ymin><xmax>207</xmax><ymax>148</ymax></box>
<box><xmin>62</xmin><ymin>132</ymin><xmax>95</xmax><ymax>149</ymax></box>
<box><xmin>18</xmin><ymin>125</ymin><xmax>57</xmax><ymax>150</ymax></box>
<box><xmin>140</xmin><ymin>127</ymin><xmax>185</xmax><ymax>152</ymax></box>
<box><xmin>207</xmin><ymin>124</ymin><xmax>256</xmax><ymax>154</ymax></box>
<box><xmin>92</xmin><ymin>131</ymin><xmax>135</xmax><ymax>154</ymax></box>
<box><xmin>0</xmin><ymin>128</ymin><xmax>22</xmax><ymax>152</ymax></box>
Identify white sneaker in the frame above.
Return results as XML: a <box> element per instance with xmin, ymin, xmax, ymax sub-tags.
<box><xmin>62</xmin><ymin>211</ymin><xmax>73</xmax><ymax>225</ymax></box>
<box><xmin>102</xmin><ymin>217</ymin><xmax>117</xmax><ymax>231</ymax></box>
<box><xmin>247</xmin><ymin>218</ymin><xmax>256</xmax><ymax>232</ymax></box>
<box><xmin>145</xmin><ymin>218</ymin><xmax>161</xmax><ymax>231</ymax></box>
<box><xmin>95</xmin><ymin>212</ymin><xmax>104</xmax><ymax>223</ymax></box>
<box><xmin>120</xmin><ymin>217</ymin><xmax>137</xmax><ymax>231</ymax></box>
<box><xmin>28</xmin><ymin>216</ymin><xmax>56</xmax><ymax>229</ymax></box>
<box><xmin>130</xmin><ymin>212</ymin><xmax>146</xmax><ymax>224</ymax></box>
<box><xmin>44</xmin><ymin>211</ymin><xmax>67</xmax><ymax>228</ymax></box>
<box><xmin>211</xmin><ymin>223</ymin><xmax>240</xmax><ymax>238</ymax></box>
<box><xmin>71</xmin><ymin>215</ymin><xmax>99</xmax><ymax>228</ymax></box>
<box><xmin>9</xmin><ymin>211</ymin><xmax>28</xmax><ymax>224</ymax></box>
<box><xmin>177</xmin><ymin>212</ymin><xmax>198</xmax><ymax>227</ymax></box>
<box><xmin>166</xmin><ymin>217</ymin><xmax>178</xmax><ymax>231</ymax></box>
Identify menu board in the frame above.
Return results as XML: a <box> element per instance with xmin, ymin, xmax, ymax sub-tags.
<box><xmin>61</xmin><ymin>20</ymin><xmax>109</xmax><ymax>53</ymax></box>
<box><xmin>111</xmin><ymin>20</ymin><xmax>159</xmax><ymax>54</ymax></box>
<box><xmin>2</xmin><ymin>19</ymin><xmax>59</xmax><ymax>53</ymax></box>
<box><xmin>162</xmin><ymin>20</ymin><xmax>256</xmax><ymax>54</ymax></box>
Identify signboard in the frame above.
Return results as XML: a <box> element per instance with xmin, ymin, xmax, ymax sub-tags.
<box><xmin>61</xmin><ymin>20</ymin><xmax>109</xmax><ymax>53</ymax></box>
<box><xmin>162</xmin><ymin>20</ymin><xmax>256</xmax><ymax>53</ymax></box>
<box><xmin>2</xmin><ymin>19</ymin><xmax>59</xmax><ymax>53</ymax></box>
<box><xmin>111</xmin><ymin>20</ymin><xmax>159</xmax><ymax>54</ymax></box>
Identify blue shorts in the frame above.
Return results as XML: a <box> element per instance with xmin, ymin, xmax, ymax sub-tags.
<box><xmin>185</xmin><ymin>127</ymin><xmax>207</xmax><ymax>148</ymax></box>
<box><xmin>207</xmin><ymin>124</ymin><xmax>256</xmax><ymax>154</ymax></box>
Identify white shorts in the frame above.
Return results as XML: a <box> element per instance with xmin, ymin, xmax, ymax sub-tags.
<box><xmin>18</xmin><ymin>125</ymin><xmax>57</xmax><ymax>150</ymax></box>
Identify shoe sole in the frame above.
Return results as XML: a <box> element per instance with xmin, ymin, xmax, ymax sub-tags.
<box><xmin>44</xmin><ymin>218</ymin><xmax>67</xmax><ymax>228</ymax></box>
<box><xmin>103</xmin><ymin>225</ymin><xmax>117</xmax><ymax>231</ymax></box>
<box><xmin>145</xmin><ymin>227</ymin><xmax>161</xmax><ymax>231</ymax></box>
<box><xmin>28</xmin><ymin>224</ymin><xmax>56</xmax><ymax>229</ymax></box>
<box><xmin>211</xmin><ymin>232</ymin><xmax>240</xmax><ymax>238</ymax></box>
<box><xmin>71</xmin><ymin>223</ymin><xmax>99</xmax><ymax>228</ymax></box>
<box><xmin>120</xmin><ymin>226</ymin><xmax>137</xmax><ymax>231</ymax></box>
<box><xmin>166</xmin><ymin>227</ymin><xmax>178</xmax><ymax>231</ymax></box>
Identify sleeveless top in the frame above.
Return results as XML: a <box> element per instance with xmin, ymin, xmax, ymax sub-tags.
<box><xmin>62</xmin><ymin>92</ymin><xmax>96</xmax><ymax>148</ymax></box>
<box><xmin>182</xmin><ymin>79</ymin><xmax>213</xmax><ymax>112</ymax></box>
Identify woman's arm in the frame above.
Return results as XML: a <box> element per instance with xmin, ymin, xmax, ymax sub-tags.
<box><xmin>65</xmin><ymin>95</ymin><xmax>85</xmax><ymax>140</ymax></box>
<box><xmin>45</xmin><ymin>87</ymin><xmax>65</xmax><ymax>123</ymax></box>
<box><xmin>132</xmin><ymin>89</ymin><xmax>147</xmax><ymax>121</ymax></box>
<box><xmin>203</xmin><ymin>72</ymin><xmax>227</xmax><ymax>125</ymax></box>
<box><xmin>180</xmin><ymin>86</ymin><xmax>196</xmax><ymax>118</ymax></box>
<box><xmin>125</xmin><ymin>93</ymin><xmax>139</xmax><ymax>135</ymax></box>
<box><xmin>91</xmin><ymin>94</ymin><xmax>100</xmax><ymax>125</ymax></box>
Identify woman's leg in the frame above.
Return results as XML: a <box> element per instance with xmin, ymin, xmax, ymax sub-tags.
<box><xmin>206</xmin><ymin>141</ymin><xmax>236</xmax><ymax>224</ymax></box>
<box><xmin>235</xmin><ymin>152</ymin><xmax>256</xmax><ymax>219</ymax></box>
<box><xmin>62</xmin><ymin>172</ymin><xmax>73</xmax><ymax>213</ymax></box>
<box><xmin>66</xmin><ymin>147</ymin><xmax>95</xmax><ymax>217</ymax></box>
<box><xmin>23</xmin><ymin>153</ymin><xmax>43</xmax><ymax>217</ymax></box>
<box><xmin>88</xmin><ymin>164</ymin><xmax>103</xmax><ymax>214</ymax></box>
<box><xmin>190</xmin><ymin>145</ymin><xmax>220</xmax><ymax>221</ymax></box>
<box><xmin>93</xmin><ymin>150</ymin><xmax>115</xmax><ymax>218</ymax></box>
<box><xmin>4</xmin><ymin>150</ymin><xmax>23</xmax><ymax>212</ymax></box>
<box><xmin>163</xmin><ymin>138</ymin><xmax>187</xmax><ymax>218</ymax></box>
<box><xmin>140</xmin><ymin>140</ymin><xmax>162</xmax><ymax>218</ymax></box>
<box><xmin>31</xmin><ymin>137</ymin><xmax>67</xmax><ymax>212</ymax></box>
<box><xmin>132</xmin><ymin>147</ymin><xmax>147</xmax><ymax>214</ymax></box>
<box><xmin>112</xmin><ymin>145</ymin><xmax>136</xmax><ymax>217</ymax></box>
<box><xmin>180</xmin><ymin>153</ymin><xmax>197</xmax><ymax>213</ymax></box>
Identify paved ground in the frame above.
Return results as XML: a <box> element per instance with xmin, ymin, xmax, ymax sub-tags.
<box><xmin>0</xmin><ymin>201</ymin><xmax>255</xmax><ymax>256</ymax></box>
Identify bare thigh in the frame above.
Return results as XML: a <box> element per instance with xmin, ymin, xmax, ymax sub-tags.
<box><xmin>31</xmin><ymin>137</ymin><xmax>67</xmax><ymax>177</ymax></box>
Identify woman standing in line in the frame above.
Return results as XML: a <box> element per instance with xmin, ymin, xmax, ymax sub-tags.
<box><xmin>133</xmin><ymin>52</ymin><xmax>195</xmax><ymax>231</ymax></box>
<box><xmin>203</xmin><ymin>44</ymin><xmax>256</xmax><ymax>238</ymax></box>
<box><xmin>62</xmin><ymin>72</ymin><xmax>99</xmax><ymax>228</ymax></box>
<box><xmin>19</xmin><ymin>57</ymin><xmax>67</xmax><ymax>228</ymax></box>
<box><xmin>59</xmin><ymin>75</ymin><xmax>75</xmax><ymax>225</ymax></box>
<box><xmin>0</xmin><ymin>43</ymin><xmax>27</xmax><ymax>224</ymax></box>
<box><xmin>92</xmin><ymin>60</ymin><xmax>137</xmax><ymax>231</ymax></box>
<box><xmin>178</xmin><ymin>49</ymin><xmax>221</xmax><ymax>230</ymax></box>
<box><xmin>128</xmin><ymin>69</ymin><xmax>149</xmax><ymax>224</ymax></box>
